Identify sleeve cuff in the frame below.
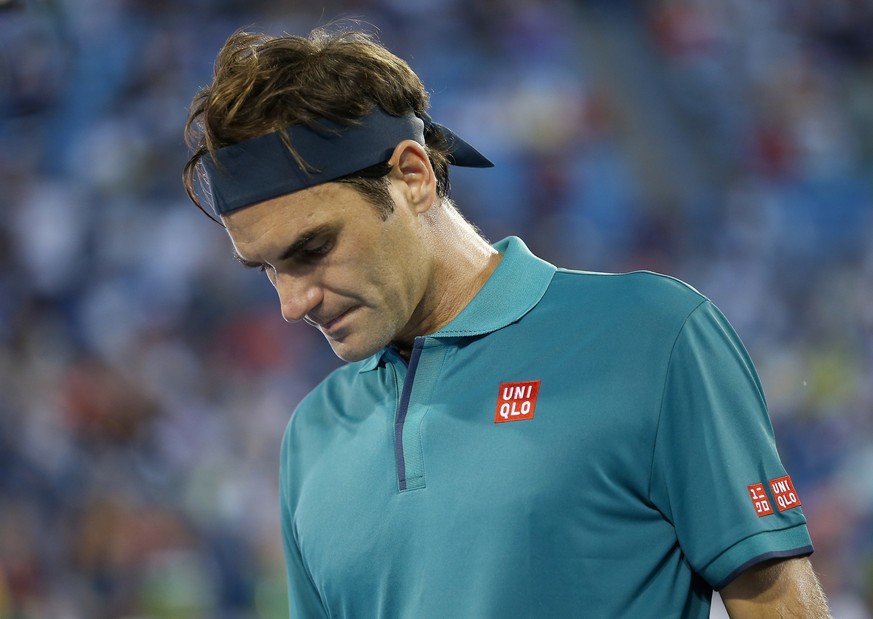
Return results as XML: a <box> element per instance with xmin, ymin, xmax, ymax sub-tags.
<box><xmin>703</xmin><ymin>524</ymin><xmax>814</xmax><ymax>590</ymax></box>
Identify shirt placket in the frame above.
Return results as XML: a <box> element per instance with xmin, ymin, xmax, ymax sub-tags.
<box><xmin>388</xmin><ymin>337</ymin><xmax>447</xmax><ymax>492</ymax></box>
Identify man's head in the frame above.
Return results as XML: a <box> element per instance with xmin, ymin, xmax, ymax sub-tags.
<box><xmin>182</xmin><ymin>26</ymin><xmax>494</xmax><ymax>361</ymax></box>
<box><xmin>183</xmin><ymin>26</ymin><xmax>454</xmax><ymax>219</ymax></box>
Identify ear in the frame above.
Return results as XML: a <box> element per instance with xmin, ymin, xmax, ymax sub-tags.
<box><xmin>387</xmin><ymin>140</ymin><xmax>437</xmax><ymax>214</ymax></box>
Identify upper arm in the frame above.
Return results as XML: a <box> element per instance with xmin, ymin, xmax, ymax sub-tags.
<box><xmin>650</xmin><ymin>301</ymin><xmax>813</xmax><ymax>585</ymax></box>
<box><xmin>720</xmin><ymin>556</ymin><xmax>832</xmax><ymax>618</ymax></box>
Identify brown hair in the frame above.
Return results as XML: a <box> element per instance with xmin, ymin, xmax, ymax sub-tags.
<box><xmin>183</xmin><ymin>26</ymin><xmax>452</xmax><ymax>221</ymax></box>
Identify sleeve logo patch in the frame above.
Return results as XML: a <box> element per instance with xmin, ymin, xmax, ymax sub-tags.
<box><xmin>769</xmin><ymin>475</ymin><xmax>802</xmax><ymax>512</ymax></box>
<box><xmin>494</xmin><ymin>380</ymin><xmax>541</xmax><ymax>423</ymax></box>
<box><xmin>747</xmin><ymin>483</ymin><xmax>774</xmax><ymax>517</ymax></box>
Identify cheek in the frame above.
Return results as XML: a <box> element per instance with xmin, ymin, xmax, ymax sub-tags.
<box><xmin>376</xmin><ymin>247</ymin><xmax>422</xmax><ymax>295</ymax></box>
<box><xmin>334</xmin><ymin>215</ymin><xmax>426</xmax><ymax>303</ymax></box>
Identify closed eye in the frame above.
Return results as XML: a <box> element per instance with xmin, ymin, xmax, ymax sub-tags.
<box><xmin>232</xmin><ymin>224</ymin><xmax>338</xmax><ymax>271</ymax></box>
<box><xmin>233</xmin><ymin>251</ymin><xmax>269</xmax><ymax>272</ymax></box>
<box><xmin>300</xmin><ymin>239</ymin><xmax>334</xmax><ymax>262</ymax></box>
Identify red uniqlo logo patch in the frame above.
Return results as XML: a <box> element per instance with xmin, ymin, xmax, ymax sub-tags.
<box><xmin>747</xmin><ymin>483</ymin><xmax>773</xmax><ymax>517</ymax></box>
<box><xmin>769</xmin><ymin>475</ymin><xmax>802</xmax><ymax>512</ymax></box>
<box><xmin>494</xmin><ymin>380</ymin><xmax>541</xmax><ymax>423</ymax></box>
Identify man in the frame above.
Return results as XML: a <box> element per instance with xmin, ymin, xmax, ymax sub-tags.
<box><xmin>184</xmin><ymin>26</ymin><xmax>831</xmax><ymax>618</ymax></box>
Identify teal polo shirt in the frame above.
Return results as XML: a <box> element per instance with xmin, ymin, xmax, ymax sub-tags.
<box><xmin>280</xmin><ymin>236</ymin><xmax>812</xmax><ymax>618</ymax></box>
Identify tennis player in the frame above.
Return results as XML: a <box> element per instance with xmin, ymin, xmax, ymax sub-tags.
<box><xmin>184</xmin><ymin>26</ymin><xmax>831</xmax><ymax>618</ymax></box>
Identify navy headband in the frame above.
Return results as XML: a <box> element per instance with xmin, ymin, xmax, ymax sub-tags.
<box><xmin>201</xmin><ymin>108</ymin><xmax>493</xmax><ymax>215</ymax></box>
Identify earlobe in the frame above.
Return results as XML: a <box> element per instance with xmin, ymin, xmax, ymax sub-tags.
<box><xmin>389</xmin><ymin>140</ymin><xmax>436</xmax><ymax>213</ymax></box>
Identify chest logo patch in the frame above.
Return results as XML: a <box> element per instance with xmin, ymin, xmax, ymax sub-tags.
<box><xmin>494</xmin><ymin>380</ymin><xmax>541</xmax><ymax>423</ymax></box>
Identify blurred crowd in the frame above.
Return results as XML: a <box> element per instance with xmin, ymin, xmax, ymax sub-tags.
<box><xmin>0</xmin><ymin>0</ymin><xmax>870</xmax><ymax>617</ymax></box>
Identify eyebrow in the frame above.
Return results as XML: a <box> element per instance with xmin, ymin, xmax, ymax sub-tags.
<box><xmin>233</xmin><ymin>224</ymin><xmax>335</xmax><ymax>269</ymax></box>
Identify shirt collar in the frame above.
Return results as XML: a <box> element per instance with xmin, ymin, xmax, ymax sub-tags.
<box><xmin>358</xmin><ymin>236</ymin><xmax>556</xmax><ymax>372</ymax></box>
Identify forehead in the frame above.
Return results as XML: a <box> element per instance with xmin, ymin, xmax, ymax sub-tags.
<box><xmin>221</xmin><ymin>182</ymin><xmax>379</xmax><ymax>254</ymax></box>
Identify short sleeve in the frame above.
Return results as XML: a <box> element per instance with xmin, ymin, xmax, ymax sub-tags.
<box><xmin>650</xmin><ymin>300</ymin><xmax>813</xmax><ymax>589</ymax></box>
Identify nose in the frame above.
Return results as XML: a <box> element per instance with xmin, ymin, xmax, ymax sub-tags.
<box><xmin>273</xmin><ymin>271</ymin><xmax>323</xmax><ymax>323</ymax></box>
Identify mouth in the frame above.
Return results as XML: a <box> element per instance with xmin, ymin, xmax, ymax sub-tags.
<box><xmin>314</xmin><ymin>306</ymin><xmax>358</xmax><ymax>335</ymax></box>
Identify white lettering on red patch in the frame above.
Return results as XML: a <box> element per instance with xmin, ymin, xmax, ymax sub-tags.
<box><xmin>748</xmin><ymin>483</ymin><xmax>774</xmax><ymax>517</ymax></box>
<box><xmin>769</xmin><ymin>475</ymin><xmax>802</xmax><ymax>512</ymax></box>
<box><xmin>494</xmin><ymin>380</ymin><xmax>541</xmax><ymax>423</ymax></box>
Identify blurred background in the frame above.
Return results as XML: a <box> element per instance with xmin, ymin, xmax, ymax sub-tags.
<box><xmin>0</xmin><ymin>0</ymin><xmax>871</xmax><ymax>617</ymax></box>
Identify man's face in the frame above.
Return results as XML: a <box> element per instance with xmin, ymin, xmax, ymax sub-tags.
<box><xmin>223</xmin><ymin>180</ymin><xmax>433</xmax><ymax>362</ymax></box>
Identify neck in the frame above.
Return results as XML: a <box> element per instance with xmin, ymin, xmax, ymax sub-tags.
<box><xmin>391</xmin><ymin>205</ymin><xmax>501</xmax><ymax>358</ymax></box>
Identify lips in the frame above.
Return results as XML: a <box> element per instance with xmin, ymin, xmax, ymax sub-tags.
<box><xmin>315</xmin><ymin>306</ymin><xmax>357</xmax><ymax>334</ymax></box>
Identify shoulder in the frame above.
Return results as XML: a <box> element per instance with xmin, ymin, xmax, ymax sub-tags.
<box><xmin>553</xmin><ymin>267</ymin><xmax>704</xmax><ymax>302</ymax></box>
<box><xmin>542</xmin><ymin>268</ymin><xmax>709</xmax><ymax>328</ymax></box>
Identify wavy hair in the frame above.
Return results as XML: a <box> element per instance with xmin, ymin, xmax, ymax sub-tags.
<box><xmin>183</xmin><ymin>26</ymin><xmax>452</xmax><ymax>221</ymax></box>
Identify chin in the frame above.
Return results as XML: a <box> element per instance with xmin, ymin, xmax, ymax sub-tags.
<box><xmin>327</xmin><ymin>337</ymin><xmax>383</xmax><ymax>363</ymax></box>
<box><xmin>323</xmin><ymin>316</ymin><xmax>399</xmax><ymax>362</ymax></box>
<box><xmin>332</xmin><ymin>349</ymin><xmax>371</xmax><ymax>363</ymax></box>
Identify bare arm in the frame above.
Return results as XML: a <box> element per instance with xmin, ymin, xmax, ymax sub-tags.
<box><xmin>720</xmin><ymin>556</ymin><xmax>831</xmax><ymax>618</ymax></box>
